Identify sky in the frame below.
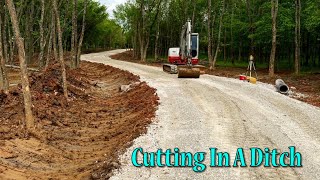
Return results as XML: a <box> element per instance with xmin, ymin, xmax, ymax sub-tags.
<box><xmin>99</xmin><ymin>0</ymin><xmax>127</xmax><ymax>18</ymax></box>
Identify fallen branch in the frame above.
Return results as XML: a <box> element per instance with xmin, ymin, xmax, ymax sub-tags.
<box><xmin>5</xmin><ymin>65</ymin><xmax>39</xmax><ymax>72</ymax></box>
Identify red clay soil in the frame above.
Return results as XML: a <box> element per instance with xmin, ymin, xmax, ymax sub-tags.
<box><xmin>0</xmin><ymin>61</ymin><xmax>159</xmax><ymax>179</ymax></box>
<box><xmin>110</xmin><ymin>51</ymin><xmax>139</xmax><ymax>62</ymax></box>
<box><xmin>111</xmin><ymin>50</ymin><xmax>320</xmax><ymax>108</ymax></box>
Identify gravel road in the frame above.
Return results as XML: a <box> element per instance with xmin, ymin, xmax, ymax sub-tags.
<box><xmin>82</xmin><ymin>50</ymin><xmax>320</xmax><ymax>180</ymax></box>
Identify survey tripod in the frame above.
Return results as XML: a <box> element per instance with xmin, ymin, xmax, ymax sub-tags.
<box><xmin>245</xmin><ymin>55</ymin><xmax>258</xmax><ymax>79</ymax></box>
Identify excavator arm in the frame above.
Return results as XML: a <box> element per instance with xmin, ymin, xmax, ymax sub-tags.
<box><xmin>177</xmin><ymin>20</ymin><xmax>200</xmax><ymax>78</ymax></box>
<box><xmin>180</xmin><ymin>20</ymin><xmax>192</xmax><ymax>66</ymax></box>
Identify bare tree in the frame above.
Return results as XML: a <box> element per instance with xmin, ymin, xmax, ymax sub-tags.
<box><xmin>139</xmin><ymin>0</ymin><xmax>148</xmax><ymax>62</ymax></box>
<box><xmin>5</xmin><ymin>0</ymin><xmax>35</xmax><ymax>130</ymax></box>
<box><xmin>71</xmin><ymin>0</ymin><xmax>78</xmax><ymax>68</ymax></box>
<box><xmin>154</xmin><ymin>18</ymin><xmax>160</xmax><ymax>61</ymax></box>
<box><xmin>230</xmin><ymin>1</ymin><xmax>234</xmax><ymax>64</ymax></box>
<box><xmin>52</xmin><ymin>10</ymin><xmax>58</xmax><ymax>62</ymax></box>
<box><xmin>295</xmin><ymin>0</ymin><xmax>301</xmax><ymax>75</ymax></box>
<box><xmin>1</xmin><ymin>3</ymin><xmax>9</xmax><ymax>64</ymax></box>
<box><xmin>212</xmin><ymin>0</ymin><xmax>225</xmax><ymax>69</ymax></box>
<box><xmin>52</xmin><ymin>0</ymin><xmax>68</xmax><ymax>98</ymax></box>
<box><xmin>0</xmin><ymin>21</ymin><xmax>9</xmax><ymax>93</ymax></box>
<box><xmin>25</xmin><ymin>0</ymin><xmax>35</xmax><ymax>64</ymax></box>
<box><xmin>208</xmin><ymin>0</ymin><xmax>213</xmax><ymax>70</ymax></box>
<box><xmin>77</xmin><ymin>0</ymin><xmax>88</xmax><ymax>66</ymax></box>
<box><xmin>246</xmin><ymin>0</ymin><xmax>254</xmax><ymax>55</ymax></box>
<box><xmin>39</xmin><ymin>0</ymin><xmax>45</xmax><ymax>68</ymax></box>
<box><xmin>7</xmin><ymin>11</ymin><xmax>15</xmax><ymax>65</ymax></box>
<box><xmin>45</xmin><ymin>17</ymin><xmax>54</xmax><ymax>69</ymax></box>
<box><xmin>269</xmin><ymin>0</ymin><xmax>278</xmax><ymax>77</ymax></box>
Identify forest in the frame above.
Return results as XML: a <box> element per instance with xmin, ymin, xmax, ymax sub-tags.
<box><xmin>114</xmin><ymin>0</ymin><xmax>320</xmax><ymax>75</ymax></box>
<box><xmin>0</xmin><ymin>0</ymin><xmax>125</xmax><ymax>132</ymax></box>
<box><xmin>0</xmin><ymin>0</ymin><xmax>124</xmax><ymax>70</ymax></box>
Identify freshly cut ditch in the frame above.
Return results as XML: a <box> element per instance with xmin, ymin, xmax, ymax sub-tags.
<box><xmin>0</xmin><ymin>61</ymin><xmax>158</xmax><ymax>179</ymax></box>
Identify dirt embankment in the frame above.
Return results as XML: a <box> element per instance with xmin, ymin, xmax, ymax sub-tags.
<box><xmin>110</xmin><ymin>51</ymin><xmax>163</xmax><ymax>67</ymax></box>
<box><xmin>0</xmin><ymin>61</ymin><xmax>159</xmax><ymax>179</ymax></box>
<box><xmin>111</xmin><ymin>50</ymin><xmax>320</xmax><ymax>107</ymax></box>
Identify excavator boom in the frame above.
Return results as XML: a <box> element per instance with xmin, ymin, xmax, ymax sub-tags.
<box><xmin>177</xmin><ymin>20</ymin><xmax>200</xmax><ymax>78</ymax></box>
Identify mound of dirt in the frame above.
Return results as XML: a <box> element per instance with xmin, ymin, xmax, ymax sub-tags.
<box><xmin>0</xmin><ymin>61</ymin><xmax>159</xmax><ymax>179</ymax></box>
<box><xmin>110</xmin><ymin>51</ymin><xmax>139</xmax><ymax>62</ymax></box>
<box><xmin>110</xmin><ymin>50</ymin><xmax>164</xmax><ymax>66</ymax></box>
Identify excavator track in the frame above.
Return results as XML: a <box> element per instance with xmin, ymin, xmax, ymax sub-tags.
<box><xmin>163</xmin><ymin>64</ymin><xmax>178</xmax><ymax>74</ymax></box>
<box><xmin>163</xmin><ymin>64</ymin><xmax>203</xmax><ymax>78</ymax></box>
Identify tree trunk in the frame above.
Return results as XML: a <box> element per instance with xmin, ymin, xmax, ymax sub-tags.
<box><xmin>139</xmin><ymin>0</ymin><xmax>148</xmax><ymax>62</ymax></box>
<box><xmin>25</xmin><ymin>0</ymin><xmax>35</xmax><ymax>64</ymax></box>
<box><xmin>52</xmin><ymin>0</ymin><xmax>68</xmax><ymax>98</ymax></box>
<box><xmin>77</xmin><ymin>0</ymin><xmax>88</xmax><ymax>66</ymax></box>
<box><xmin>45</xmin><ymin>19</ymin><xmax>54</xmax><ymax>69</ymax></box>
<box><xmin>224</xmin><ymin>26</ymin><xmax>227</xmax><ymax>62</ymax></box>
<box><xmin>238</xmin><ymin>41</ymin><xmax>242</xmax><ymax>62</ymax></box>
<box><xmin>207</xmin><ymin>0</ymin><xmax>213</xmax><ymax>69</ymax></box>
<box><xmin>294</xmin><ymin>0</ymin><xmax>301</xmax><ymax>75</ymax></box>
<box><xmin>246</xmin><ymin>0</ymin><xmax>254</xmax><ymax>55</ymax></box>
<box><xmin>212</xmin><ymin>0</ymin><xmax>225</xmax><ymax>69</ymax></box>
<box><xmin>141</xmin><ymin>38</ymin><xmax>149</xmax><ymax>62</ymax></box>
<box><xmin>39</xmin><ymin>0</ymin><xmax>45</xmax><ymax>68</ymax></box>
<box><xmin>269</xmin><ymin>0</ymin><xmax>278</xmax><ymax>77</ymax></box>
<box><xmin>7</xmin><ymin>13</ymin><xmax>14</xmax><ymax>65</ymax></box>
<box><xmin>0</xmin><ymin>10</ymin><xmax>9</xmax><ymax>93</ymax></box>
<box><xmin>71</xmin><ymin>0</ymin><xmax>78</xmax><ymax>68</ymax></box>
<box><xmin>192</xmin><ymin>1</ymin><xmax>196</xmax><ymax>25</ymax></box>
<box><xmin>6</xmin><ymin>0</ymin><xmax>35</xmax><ymax>130</ymax></box>
<box><xmin>230</xmin><ymin>3</ymin><xmax>234</xmax><ymax>64</ymax></box>
<box><xmin>1</xmin><ymin>4</ymin><xmax>9</xmax><ymax>63</ymax></box>
<box><xmin>154</xmin><ymin>21</ymin><xmax>160</xmax><ymax>61</ymax></box>
<box><xmin>305</xmin><ymin>32</ymin><xmax>310</xmax><ymax>66</ymax></box>
<box><xmin>52</xmin><ymin>10</ymin><xmax>58</xmax><ymax>62</ymax></box>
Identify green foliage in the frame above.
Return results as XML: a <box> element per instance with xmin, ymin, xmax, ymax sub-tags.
<box><xmin>82</xmin><ymin>0</ymin><xmax>125</xmax><ymax>49</ymax></box>
<box><xmin>304</xmin><ymin>0</ymin><xmax>320</xmax><ymax>34</ymax></box>
<box><xmin>9</xmin><ymin>0</ymin><xmax>125</xmax><ymax>52</ymax></box>
<box><xmin>113</xmin><ymin>0</ymin><xmax>320</xmax><ymax>72</ymax></box>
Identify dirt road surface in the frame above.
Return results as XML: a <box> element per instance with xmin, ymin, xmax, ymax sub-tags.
<box><xmin>82</xmin><ymin>50</ymin><xmax>320</xmax><ymax>180</ymax></box>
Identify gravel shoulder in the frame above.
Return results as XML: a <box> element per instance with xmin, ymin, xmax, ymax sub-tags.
<box><xmin>83</xmin><ymin>50</ymin><xmax>320</xmax><ymax>180</ymax></box>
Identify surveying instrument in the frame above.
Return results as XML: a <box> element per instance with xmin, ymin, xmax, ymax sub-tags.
<box><xmin>246</xmin><ymin>55</ymin><xmax>258</xmax><ymax>79</ymax></box>
<box><xmin>245</xmin><ymin>55</ymin><xmax>258</xmax><ymax>84</ymax></box>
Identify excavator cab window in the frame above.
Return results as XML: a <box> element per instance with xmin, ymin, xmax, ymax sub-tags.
<box><xmin>191</xmin><ymin>34</ymin><xmax>198</xmax><ymax>58</ymax></box>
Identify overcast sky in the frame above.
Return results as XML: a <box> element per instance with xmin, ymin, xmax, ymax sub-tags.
<box><xmin>99</xmin><ymin>0</ymin><xmax>127</xmax><ymax>17</ymax></box>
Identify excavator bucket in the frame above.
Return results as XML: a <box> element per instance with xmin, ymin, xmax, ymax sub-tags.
<box><xmin>177</xmin><ymin>66</ymin><xmax>200</xmax><ymax>78</ymax></box>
